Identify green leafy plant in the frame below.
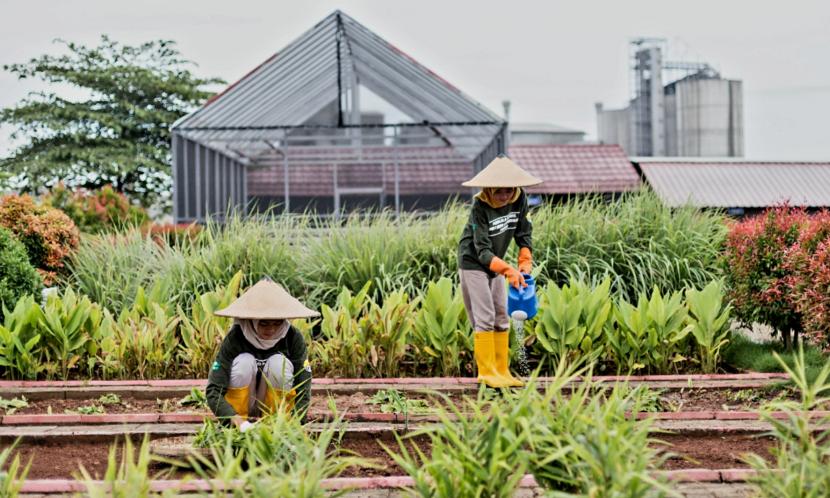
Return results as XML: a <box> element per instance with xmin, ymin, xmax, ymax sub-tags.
<box><xmin>37</xmin><ymin>288</ymin><xmax>102</xmax><ymax>379</ymax></box>
<box><xmin>686</xmin><ymin>280</ymin><xmax>732</xmax><ymax>373</ymax></box>
<box><xmin>179</xmin><ymin>387</ymin><xmax>208</xmax><ymax>409</ymax></box>
<box><xmin>384</xmin><ymin>389</ymin><xmax>530</xmax><ymax>498</ymax></box>
<box><xmin>99</xmin><ymin>301</ymin><xmax>181</xmax><ymax>379</ymax></box>
<box><xmin>361</xmin><ymin>289</ymin><xmax>418</xmax><ymax>378</ymax></box>
<box><xmin>98</xmin><ymin>393</ymin><xmax>121</xmax><ymax>406</ymax></box>
<box><xmin>0</xmin><ymin>226</ymin><xmax>42</xmax><ymax>318</ymax></box>
<box><xmin>744</xmin><ymin>347</ymin><xmax>830</xmax><ymax>496</ymax></box>
<box><xmin>0</xmin><ymin>397</ymin><xmax>29</xmax><ymax>415</ymax></box>
<box><xmin>177</xmin><ymin>271</ymin><xmax>242</xmax><ymax>377</ymax></box>
<box><xmin>79</xmin><ymin>436</ymin><xmax>176</xmax><ymax>498</ymax></box>
<box><xmin>610</xmin><ymin>286</ymin><xmax>691</xmax><ymax>374</ymax></box>
<box><xmin>190</xmin><ymin>406</ymin><xmax>360</xmax><ymax>498</ymax></box>
<box><xmin>532</xmin><ymin>277</ymin><xmax>613</xmax><ymax>369</ymax></box>
<box><xmin>0</xmin><ymin>296</ymin><xmax>43</xmax><ymax>379</ymax></box>
<box><xmin>0</xmin><ymin>439</ymin><xmax>30</xmax><ymax>497</ymax></box>
<box><xmin>310</xmin><ymin>282</ymin><xmax>373</xmax><ymax>378</ymax></box>
<box><xmin>71</xmin><ymin>404</ymin><xmax>105</xmax><ymax>415</ymax></box>
<box><xmin>411</xmin><ymin>277</ymin><xmax>471</xmax><ymax>377</ymax></box>
<box><xmin>368</xmin><ymin>389</ymin><xmax>431</xmax><ymax>428</ymax></box>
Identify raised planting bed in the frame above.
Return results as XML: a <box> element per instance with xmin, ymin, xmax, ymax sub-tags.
<box><xmin>7</xmin><ymin>430</ymin><xmax>776</xmax><ymax>481</ymax></box>
<box><xmin>0</xmin><ymin>373</ymin><xmax>792</xmax><ymax>401</ymax></box>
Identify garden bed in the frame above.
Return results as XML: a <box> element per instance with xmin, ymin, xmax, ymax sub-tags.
<box><xmin>0</xmin><ymin>384</ymin><xmax>799</xmax><ymax>418</ymax></box>
<box><xmin>7</xmin><ymin>431</ymin><xmax>776</xmax><ymax>480</ymax></box>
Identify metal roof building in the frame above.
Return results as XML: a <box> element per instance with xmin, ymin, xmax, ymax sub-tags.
<box><xmin>246</xmin><ymin>144</ymin><xmax>641</xmax><ymax>210</ymax></box>
<box><xmin>635</xmin><ymin>158</ymin><xmax>830</xmax><ymax>208</ymax></box>
<box><xmin>171</xmin><ymin>10</ymin><xmax>506</xmax><ymax>222</ymax></box>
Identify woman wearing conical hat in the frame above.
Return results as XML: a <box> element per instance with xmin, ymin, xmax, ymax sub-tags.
<box><xmin>206</xmin><ymin>279</ymin><xmax>318</xmax><ymax>429</ymax></box>
<box><xmin>457</xmin><ymin>155</ymin><xmax>542</xmax><ymax>388</ymax></box>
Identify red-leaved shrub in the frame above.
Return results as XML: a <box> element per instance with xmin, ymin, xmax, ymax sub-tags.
<box><xmin>722</xmin><ymin>206</ymin><xmax>807</xmax><ymax>347</ymax></box>
<box><xmin>42</xmin><ymin>183</ymin><xmax>148</xmax><ymax>234</ymax></box>
<box><xmin>0</xmin><ymin>194</ymin><xmax>80</xmax><ymax>285</ymax></box>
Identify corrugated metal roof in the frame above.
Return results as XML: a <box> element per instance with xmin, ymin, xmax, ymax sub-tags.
<box><xmin>247</xmin><ymin>144</ymin><xmax>641</xmax><ymax>197</ymax></box>
<box><xmin>511</xmin><ymin>144</ymin><xmax>641</xmax><ymax>194</ymax></box>
<box><xmin>173</xmin><ymin>10</ymin><xmax>502</xmax><ymax>160</ymax></box>
<box><xmin>638</xmin><ymin>160</ymin><xmax>830</xmax><ymax>207</ymax></box>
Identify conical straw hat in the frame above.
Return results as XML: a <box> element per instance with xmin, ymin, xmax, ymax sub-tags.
<box><xmin>462</xmin><ymin>155</ymin><xmax>542</xmax><ymax>188</ymax></box>
<box><xmin>214</xmin><ymin>279</ymin><xmax>320</xmax><ymax>320</ymax></box>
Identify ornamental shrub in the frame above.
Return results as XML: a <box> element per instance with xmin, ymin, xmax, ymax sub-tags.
<box><xmin>0</xmin><ymin>227</ymin><xmax>43</xmax><ymax>317</ymax></box>
<box><xmin>0</xmin><ymin>194</ymin><xmax>80</xmax><ymax>285</ymax></box>
<box><xmin>782</xmin><ymin>211</ymin><xmax>830</xmax><ymax>350</ymax></box>
<box><xmin>42</xmin><ymin>183</ymin><xmax>148</xmax><ymax>234</ymax></box>
<box><xmin>724</xmin><ymin>206</ymin><xmax>830</xmax><ymax>349</ymax></box>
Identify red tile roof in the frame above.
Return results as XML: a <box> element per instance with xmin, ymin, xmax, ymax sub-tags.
<box><xmin>247</xmin><ymin>144</ymin><xmax>641</xmax><ymax>197</ymax></box>
<box><xmin>510</xmin><ymin>144</ymin><xmax>641</xmax><ymax>194</ymax></box>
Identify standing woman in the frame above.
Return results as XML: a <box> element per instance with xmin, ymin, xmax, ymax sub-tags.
<box><xmin>206</xmin><ymin>279</ymin><xmax>318</xmax><ymax>428</ymax></box>
<box><xmin>457</xmin><ymin>155</ymin><xmax>542</xmax><ymax>388</ymax></box>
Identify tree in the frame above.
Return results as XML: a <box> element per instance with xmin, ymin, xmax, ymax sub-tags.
<box><xmin>0</xmin><ymin>36</ymin><xmax>224</xmax><ymax>210</ymax></box>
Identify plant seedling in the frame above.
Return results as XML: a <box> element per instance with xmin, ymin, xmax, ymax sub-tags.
<box><xmin>69</xmin><ymin>404</ymin><xmax>105</xmax><ymax>415</ymax></box>
<box><xmin>98</xmin><ymin>393</ymin><xmax>122</xmax><ymax>406</ymax></box>
<box><xmin>0</xmin><ymin>397</ymin><xmax>29</xmax><ymax>415</ymax></box>
<box><xmin>179</xmin><ymin>388</ymin><xmax>208</xmax><ymax>409</ymax></box>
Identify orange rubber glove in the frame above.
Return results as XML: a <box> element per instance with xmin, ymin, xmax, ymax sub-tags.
<box><xmin>518</xmin><ymin>247</ymin><xmax>532</xmax><ymax>275</ymax></box>
<box><xmin>490</xmin><ymin>257</ymin><xmax>527</xmax><ymax>289</ymax></box>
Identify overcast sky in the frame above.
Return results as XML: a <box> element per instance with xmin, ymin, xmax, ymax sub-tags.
<box><xmin>1</xmin><ymin>0</ymin><xmax>828</xmax><ymax>159</ymax></box>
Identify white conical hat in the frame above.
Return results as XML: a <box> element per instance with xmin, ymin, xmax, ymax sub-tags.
<box><xmin>462</xmin><ymin>155</ymin><xmax>542</xmax><ymax>188</ymax></box>
<box><xmin>214</xmin><ymin>279</ymin><xmax>320</xmax><ymax>320</ymax></box>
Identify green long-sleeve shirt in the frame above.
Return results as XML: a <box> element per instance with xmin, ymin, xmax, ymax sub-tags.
<box><xmin>457</xmin><ymin>189</ymin><xmax>533</xmax><ymax>277</ymax></box>
<box><xmin>206</xmin><ymin>324</ymin><xmax>311</xmax><ymax>421</ymax></box>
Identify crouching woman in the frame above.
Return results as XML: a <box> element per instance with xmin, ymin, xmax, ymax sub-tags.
<box><xmin>206</xmin><ymin>279</ymin><xmax>319</xmax><ymax>428</ymax></box>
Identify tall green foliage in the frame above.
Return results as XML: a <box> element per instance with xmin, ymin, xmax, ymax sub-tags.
<box><xmin>0</xmin><ymin>36</ymin><xmax>223</xmax><ymax>209</ymax></box>
<box><xmin>745</xmin><ymin>348</ymin><xmax>830</xmax><ymax>496</ymax></box>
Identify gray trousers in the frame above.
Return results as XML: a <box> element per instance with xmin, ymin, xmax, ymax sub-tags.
<box><xmin>459</xmin><ymin>269</ymin><xmax>509</xmax><ymax>333</ymax></box>
<box><xmin>229</xmin><ymin>353</ymin><xmax>294</xmax><ymax>417</ymax></box>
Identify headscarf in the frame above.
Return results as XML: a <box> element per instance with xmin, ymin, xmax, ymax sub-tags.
<box><xmin>475</xmin><ymin>187</ymin><xmax>521</xmax><ymax>209</ymax></box>
<box><xmin>236</xmin><ymin>318</ymin><xmax>290</xmax><ymax>350</ymax></box>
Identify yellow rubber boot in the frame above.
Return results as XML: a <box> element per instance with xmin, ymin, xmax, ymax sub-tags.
<box><xmin>224</xmin><ymin>386</ymin><xmax>250</xmax><ymax>417</ymax></box>
<box><xmin>474</xmin><ymin>331</ymin><xmax>511</xmax><ymax>388</ymax></box>
<box><xmin>262</xmin><ymin>388</ymin><xmax>297</xmax><ymax>415</ymax></box>
<box><xmin>494</xmin><ymin>331</ymin><xmax>524</xmax><ymax>387</ymax></box>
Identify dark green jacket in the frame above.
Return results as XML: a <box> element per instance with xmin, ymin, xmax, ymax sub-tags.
<box><xmin>206</xmin><ymin>324</ymin><xmax>311</xmax><ymax>420</ymax></box>
<box><xmin>457</xmin><ymin>190</ymin><xmax>533</xmax><ymax>277</ymax></box>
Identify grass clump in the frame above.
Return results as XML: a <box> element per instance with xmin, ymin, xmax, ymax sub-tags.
<box><xmin>723</xmin><ymin>334</ymin><xmax>828</xmax><ymax>384</ymax></box>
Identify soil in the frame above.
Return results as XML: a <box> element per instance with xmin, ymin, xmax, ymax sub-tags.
<box><xmin>0</xmin><ymin>387</ymin><xmax>795</xmax><ymax>417</ymax></box>
<box><xmin>5</xmin><ymin>431</ymin><xmax>777</xmax><ymax>480</ymax></box>
<box><xmin>655</xmin><ymin>386</ymin><xmax>798</xmax><ymax>412</ymax></box>
<box><xmin>656</xmin><ymin>433</ymin><xmax>776</xmax><ymax>470</ymax></box>
<box><xmin>0</xmin><ymin>397</ymin><xmax>201</xmax><ymax>416</ymax></box>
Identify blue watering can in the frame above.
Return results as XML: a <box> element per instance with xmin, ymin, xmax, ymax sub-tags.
<box><xmin>507</xmin><ymin>273</ymin><xmax>538</xmax><ymax>320</ymax></box>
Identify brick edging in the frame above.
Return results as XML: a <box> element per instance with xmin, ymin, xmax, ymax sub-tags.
<box><xmin>17</xmin><ymin>470</ymin><xmax>760</xmax><ymax>493</ymax></box>
<box><xmin>3</xmin><ymin>409</ymin><xmax>828</xmax><ymax>426</ymax></box>
<box><xmin>0</xmin><ymin>372</ymin><xmax>791</xmax><ymax>389</ymax></box>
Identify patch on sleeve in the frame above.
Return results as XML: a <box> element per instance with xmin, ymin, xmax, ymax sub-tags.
<box><xmin>211</xmin><ymin>361</ymin><xmax>221</xmax><ymax>371</ymax></box>
<box><xmin>304</xmin><ymin>359</ymin><xmax>312</xmax><ymax>373</ymax></box>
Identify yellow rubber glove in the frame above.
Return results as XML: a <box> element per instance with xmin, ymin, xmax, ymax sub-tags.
<box><xmin>490</xmin><ymin>257</ymin><xmax>527</xmax><ymax>289</ymax></box>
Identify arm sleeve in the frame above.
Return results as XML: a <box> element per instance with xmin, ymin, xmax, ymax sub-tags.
<box><xmin>470</xmin><ymin>201</ymin><xmax>497</xmax><ymax>267</ymax></box>
<box><xmin>513</xmin><ymin>195</ymin><xmax>533</xmax><ymax>251</ymax></box>
<box><xmin>206</xmin><ymin>338</ymin><xmax>237</xmax><ymax>419</ymax></box>
<box><xmin>288</xmin><ymin>330</ymin><xmax>311</xmax><ymax>421</ymax></box>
